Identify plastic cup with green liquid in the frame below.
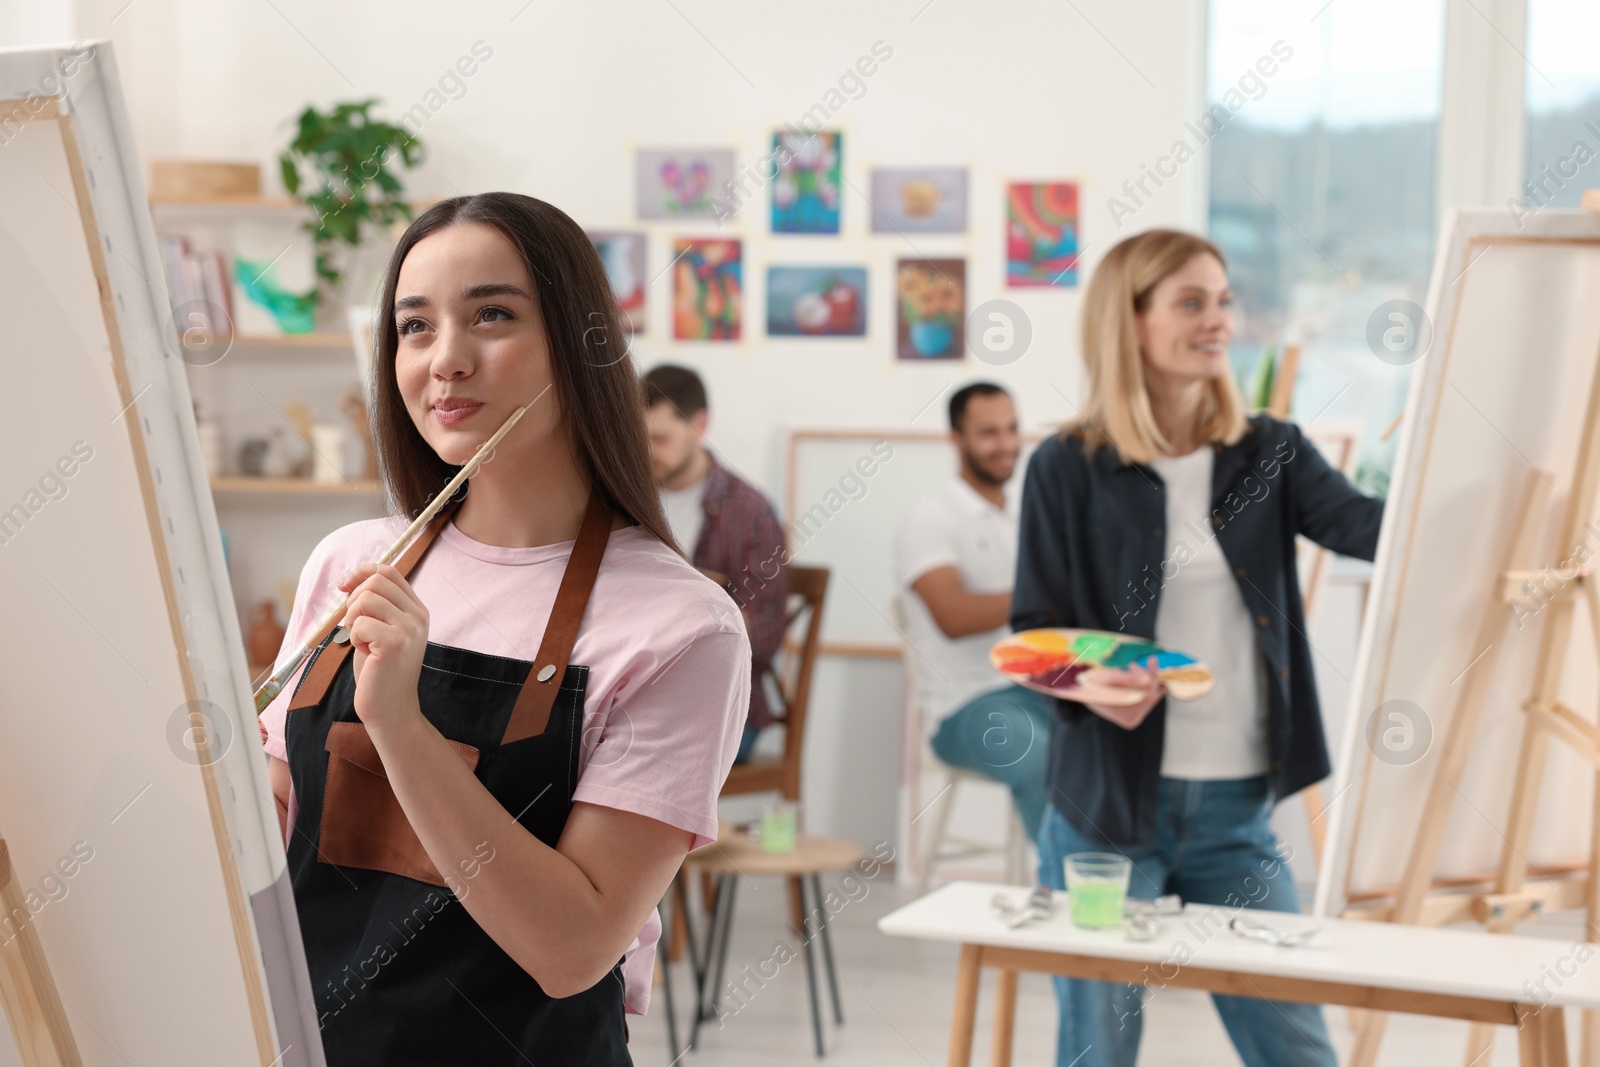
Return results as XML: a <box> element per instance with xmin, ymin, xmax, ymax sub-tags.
<box><xmin>1065</xmin><ymin>852</ymin><xmax>1132</xmax><ymax>929</ymax></box>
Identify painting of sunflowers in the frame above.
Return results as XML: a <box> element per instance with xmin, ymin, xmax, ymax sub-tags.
<box><xmin>895</xmin><ymin>258</ymin><xmax>965</xmax><ymax>360</ymax></box>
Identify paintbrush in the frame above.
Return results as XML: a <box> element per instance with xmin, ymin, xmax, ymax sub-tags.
<box><xmin>251</xmin><ymin>398</ymin><xmax>536</xmax><ymax>714</ymax></box>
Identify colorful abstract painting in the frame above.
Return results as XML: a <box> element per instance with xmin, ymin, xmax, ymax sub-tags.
<box><xmin>636</xmin><ymin>148</ymin><xmax>736</xmax><ymax>220</ymax></box>
<box><xmin>1006</xmin><ymin>182</ymin><xmax>1080</xmax><ymax>287</ymax></box>
<box><xmin>771</xmin><ymin>131</ymin><xmax>841</xmax><ymax>234</ymax></box>
<box><xmin>586</xmin><ymin>230</ymin><xmax>646</xmax><ymax>333</ymax></box>
<box><xmin>869</xmin><ymin>167</ymin><xmax>968</xmax><ymax>233</ymax></box>
<box><xmin>767</xmin><ymin>266</ymin><xmax>866</xmax><ymax>337</ymax></box>
<box><xmin>895</xmin><ymin>258</ymin><xmax>964</xmax><ymax>360</ymax></box>
<box><xmin>673</xmin><ymin>239</ymin><xmax>741</xmax><ymax>341</ymax></box>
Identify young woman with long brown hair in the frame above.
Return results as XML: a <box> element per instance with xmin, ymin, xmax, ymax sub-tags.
<box><xmin>1013</xmin><ymin>228</ymin><xmax>1383</xmax><ymax>1066</ymax></box>
<box><xmin>258</xmin><ymin>193</ymin><xmax>750</xmax><ymax>1065</ymax></box>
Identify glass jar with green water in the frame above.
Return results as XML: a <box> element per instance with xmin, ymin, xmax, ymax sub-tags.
<box><xmin>1065</xmin><ymin>852</ymin><xmax>1131</xmax><ymax>928</ymax></box>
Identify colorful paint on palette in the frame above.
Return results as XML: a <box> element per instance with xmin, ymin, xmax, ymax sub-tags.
<box><xmin>1006</xmin><ymin>181</ymin><xmax>1079</xmax><ymax>287</ymax></box>
<box><xmin>673</xmin><ymin>238</ymin><xmax>742</xmax><ymax>341</ymax></box>
<box><xmin>990</xmin><ymin>628</ymin><xmax>1214</xmax><ymax>704</ymax></box>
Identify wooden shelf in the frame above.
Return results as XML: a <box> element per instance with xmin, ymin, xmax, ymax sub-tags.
<box><xmin>150</xmin><ymin>195</ymin><xmax>303</xmax><ymax>210</ymax></box>
<box><xmin>211</xmin><ymin>477</ymin><xmax>381</xmax><ymax>496</ymax></box>
<box><xmin>150</xmin><ymin>195</ymin><xmax>436</xmax><ymax>212</ymax></box>
<box><xmin>184</xmin><ymin>331</ymin><xmax>353</xmax><ymax>349</ymax></box>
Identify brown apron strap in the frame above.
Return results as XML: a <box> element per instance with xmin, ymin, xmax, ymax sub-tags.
<box><xmin>287</xmin><ymin>499</ymin><xmax>463</xmax><ymax>713</ymax></box>
<box><xmin>501</xmin><ymin>489</ymin><xmax>613</xmax><ymax>744</ymax></box>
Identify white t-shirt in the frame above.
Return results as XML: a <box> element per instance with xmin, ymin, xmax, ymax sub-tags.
<box><xmin>1147</xmin><ymin>447</ymin><xmax>1269</xmax><ymax>779</ymax></box>
<box><xmin>893</xmin><ymin>478</ymin><xmax>1018</xmax><ymax>732</ymax></box>
<box><xmin>660</xmin><ymin>478</ymin><xmax>707</xmax><ymax>556</ymax></box>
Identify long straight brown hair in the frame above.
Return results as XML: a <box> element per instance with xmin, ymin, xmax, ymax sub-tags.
<box><xmin>368</xmin><ymin>192</ymin><xmax>676</xmax><ymax>553</ymax></box>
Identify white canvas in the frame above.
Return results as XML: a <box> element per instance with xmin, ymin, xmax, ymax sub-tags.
<box><xmin>0</xmin><ymin>42</ymin><xmax>322</xmax><ymax>1067</ymax></box>
<box><xmin>1316</xmin><ymin>207</ymin><xmax>1600</xmax><ymax>915</ymax></box>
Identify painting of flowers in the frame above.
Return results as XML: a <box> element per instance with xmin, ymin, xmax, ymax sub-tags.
<box><xmin>771</xmin><ymin>131</ymin><xmax>841</xmax><ymax>234</ymax></box>
<box><xmin>896</xmin><ymin>258</ymin><xmax>965</xmax><ymax>360</ymax></box>
<box><xmin>1007</xmin><ymin>181</ymin><xmax>1079</xmax><ymax>286</ymax></box>
<box><xmin>870</xmin><ymin>167</ymin><xmax>968</xmax><ymax>233</ymax></box>
<box><xmin>673</xmin><ymin>238</ymin><xmax>741</xmax><ymax>341</ymax></box>
<box><xmin>636</xmin><ymin>148</ymin><xmax>736</xmax><ymax>220</ymax></box>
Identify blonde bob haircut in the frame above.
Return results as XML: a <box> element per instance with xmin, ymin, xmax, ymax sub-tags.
<box><xmin>1074</xmin><ymin>228</ymin><xmax>1248</xmax><ymax>465</ymax></box>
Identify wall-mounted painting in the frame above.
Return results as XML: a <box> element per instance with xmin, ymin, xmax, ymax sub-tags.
<box><xmin>586</xmin><ymin>230</ymin><xmax>646</xmax><ymax>332</ymax></box>
<box><xmin>636</xmin><ymin>147</ymin><xmax>736</xmax><ymax>220</ymax></box>
<box><xmin>896</xmin><ymin>258</ymin><xmax>965</xmax><ymax>360</ymax></box>
<box><xmin>767</xmin><ymin>266</ymin><xmax>866</xmax><ymax>337</ymax></box>
<box><xmin>869</xmin><ymin>167</ymin><xmax>967</xmax><ymax>233</ymax></box>
<box><xmin>772</xmin><ymin>130</ymin><xmax>841</xmax><ymax>234</ymax></box>
<box><xmin>1007</xmin><ymin>181</ymin><xmax>1080</xmax><ymax>286</ymax></box>
<box><xmin>673</xmin><ymin>238</ymin><xmax>741</xmax><ymax>340</ymax></box>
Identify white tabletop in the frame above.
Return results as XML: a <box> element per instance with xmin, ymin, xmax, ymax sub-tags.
<box><xmin>878</xmin><ymin>882</ymin><xmax>1600</xmax><ymax>1010</ymax></box>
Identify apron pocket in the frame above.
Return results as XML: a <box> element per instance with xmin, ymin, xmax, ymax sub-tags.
<box><xmin>319</xmin><ymin>720</ymin><xmax>480</xmax><ymax>886</ymax></box>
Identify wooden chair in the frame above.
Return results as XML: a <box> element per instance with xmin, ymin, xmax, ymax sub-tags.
<box><xmin>719</xmin><ymin>564</ymin><xmax>829</xmax><ymax>803</ymax></box>
<box><xmin>673</xmin><ymin>566</ymin><xmax>864</xmax><ymax>1055</ymax></box>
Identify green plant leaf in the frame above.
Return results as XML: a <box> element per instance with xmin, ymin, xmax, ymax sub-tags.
<box><xmin>278</xmin><ymin>154</ymin><xmax>299</xmax><ymax>196</ymax></box>
<box><xmin>279</xmin><ymin>97</ymin><xmax>424</xmax><ymax>304</ymax></box>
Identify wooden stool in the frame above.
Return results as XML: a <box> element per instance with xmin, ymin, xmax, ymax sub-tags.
<box><xmin>684</xmin><ymin>827</ymin><xmax>862</xmax><ymax>1057</ymax></box>
<box><xmin>918</xmin><ymin>757</ymin><xmax>1029</xmax><ymax>894</ymax></box>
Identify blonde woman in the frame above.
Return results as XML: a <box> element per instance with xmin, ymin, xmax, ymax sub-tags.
<box><xmin>1013</xmin><ymin>229</ymin><xmax>1383</xmax><ymax>1066</ymax></box>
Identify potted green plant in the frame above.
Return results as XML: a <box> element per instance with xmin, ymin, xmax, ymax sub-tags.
<box><xmin>250</xmin><ymin>100</ymin><xmax>423</xmax><ymax>329</ymax></box>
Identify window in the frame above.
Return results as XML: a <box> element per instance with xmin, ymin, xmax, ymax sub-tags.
<box><xmin>1524</xmin><ymin>0</ymin><xmax>1600</xmax><ymax>210</ymax></box>
<box><xmin>1207</xmin><ymin>0</ymin><xmax>1447</xmax><ymax>494</ymax></box>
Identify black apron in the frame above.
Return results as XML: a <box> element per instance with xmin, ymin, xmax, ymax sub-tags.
<box><xmin>284</xmin><ymin>490</ymin><xmax>632</xmax><ymax>1066</ymax></box>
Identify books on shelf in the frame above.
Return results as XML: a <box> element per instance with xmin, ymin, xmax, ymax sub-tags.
<box><xmin>159</xmin><ymin>234</ymin><xmax>235</xmax><ymax>336</ymax></box>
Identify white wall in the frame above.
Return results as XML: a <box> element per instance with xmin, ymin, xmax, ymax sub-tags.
<box><xmin>30</xmin><ymin>0</ymin><xmax>1211</xmax><ymax>851</ymax></box>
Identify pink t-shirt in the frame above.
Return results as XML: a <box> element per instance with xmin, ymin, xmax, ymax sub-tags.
<box><xmin>258</xmin><ymin>514</ymin><xmax>750</xmax><ymax>1015</ymax></box>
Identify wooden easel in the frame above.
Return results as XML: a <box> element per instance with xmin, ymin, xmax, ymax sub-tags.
<box><xmin>0</xmin><ymin>837</ymin><xmax>83</xmax><ymax>1067</ymax></box>
<box><xmin>1346</xmin><ymin>248</ymin><xmax>1600</xmax><ymax>1066</ymax></box>
<box><xmin>1259</xmin><ymin>345</ymin><xmax>1342</xmax><ymax>862</ymax></box>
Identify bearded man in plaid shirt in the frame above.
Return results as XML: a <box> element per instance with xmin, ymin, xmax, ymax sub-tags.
<box><xmin>643</xmin><ymin>364</ymin><xmax>789</xmax><ymax>765</ymax></box>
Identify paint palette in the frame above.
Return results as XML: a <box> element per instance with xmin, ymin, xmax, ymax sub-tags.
<box><xmin>990</xmin><ymin>629</ymin><xmax>1215</xmax><ymax>706</ymax></box>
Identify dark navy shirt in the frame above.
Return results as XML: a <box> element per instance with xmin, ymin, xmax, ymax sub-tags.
<box><xmin>1010</xmin><ymin>414</ymin><xmax>1384</xmax><ymax>847</ymax></box>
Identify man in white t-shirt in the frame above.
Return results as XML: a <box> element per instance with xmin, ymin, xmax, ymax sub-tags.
<box><xmin>893</xmin><ymin>383</ymin><xmax>1050</xmax><ymax>841</ymax></box>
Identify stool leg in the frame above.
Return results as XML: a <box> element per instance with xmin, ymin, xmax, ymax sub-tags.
<box><xmin>1006</xmin><ymin>807</ymin><xmax>1027</xmax><ymax>885</ymax></box>
<box><xmin>709</xmin><ymin>874</ymin><xmax>739</xmax><ymax>1016</ymax></box>
<box><xmin>919</xmin><ymin>773</ymin><xmax>960</xmax><ymax>896</ymax></box>
<box><xmin>690</xmin><ymin>873</ymin><xmax>735</xmax><ymax>1048</ymax></box>
<box><xmin>676</xmin><ymin>872</ymin><xmax>705</xmax><ymax>994</ymax></box>
<box><xmin>658</xmin><ymin>889</ymin><xmax>680</xmax><ymax>1058</ymax></box>
<box><xmin>811</xmin><ymin>874</ymin><xmax>844</xmax><ymax>1025</ymax></box>
<box><xmin>799</xmin><ymin>874</ymin><xmax>826</xmax><ymax>1057</ymax></box>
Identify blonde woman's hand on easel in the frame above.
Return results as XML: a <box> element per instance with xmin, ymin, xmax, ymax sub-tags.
<box><xmin>336</xmin><ymin>561</ymin><xmax>431</xmax><ymax>732</ymax></box>
<box><xmin>1083</xmin><ymin>656</ymin><xmax>1166</xmax><ymax>730</ymax></box>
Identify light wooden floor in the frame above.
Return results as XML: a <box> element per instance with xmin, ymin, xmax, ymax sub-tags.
<box><xmin>628</xmin><ymin>877</ymin><xmax>1587</xmax><ymax>1066</ymax></box>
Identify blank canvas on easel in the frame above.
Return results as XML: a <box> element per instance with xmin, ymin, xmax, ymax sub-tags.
<box><xmin>0</xmin><ymin>42</ymin><xmax>321</xmax><ymax>1067</ymax></box>
<box><xmin>1316</xmin><ymin>209</ymin><xmax>1600</xmax><ymax>915</ymax></box>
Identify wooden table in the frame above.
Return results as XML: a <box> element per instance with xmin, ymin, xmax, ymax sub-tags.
<box><xmin>879</xmin><ymin>881</ymin><xmax>1600</xmax><ymax>1066</ymax></box>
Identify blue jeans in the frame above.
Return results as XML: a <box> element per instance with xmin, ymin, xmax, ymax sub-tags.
<box><xmin>929</xmin><ymin>685</ymin><xmax>1052</xmax><ymax>842</ymax></box>
<box><xmin>1037</xmin><ymin>777</ymin><xmax>1336</xmax><ymax>1067</ymax></box>
<box><xmin>733</xmin><ymin>724</ymin><xmax>760</xmax><ymax>765</ymax></box>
